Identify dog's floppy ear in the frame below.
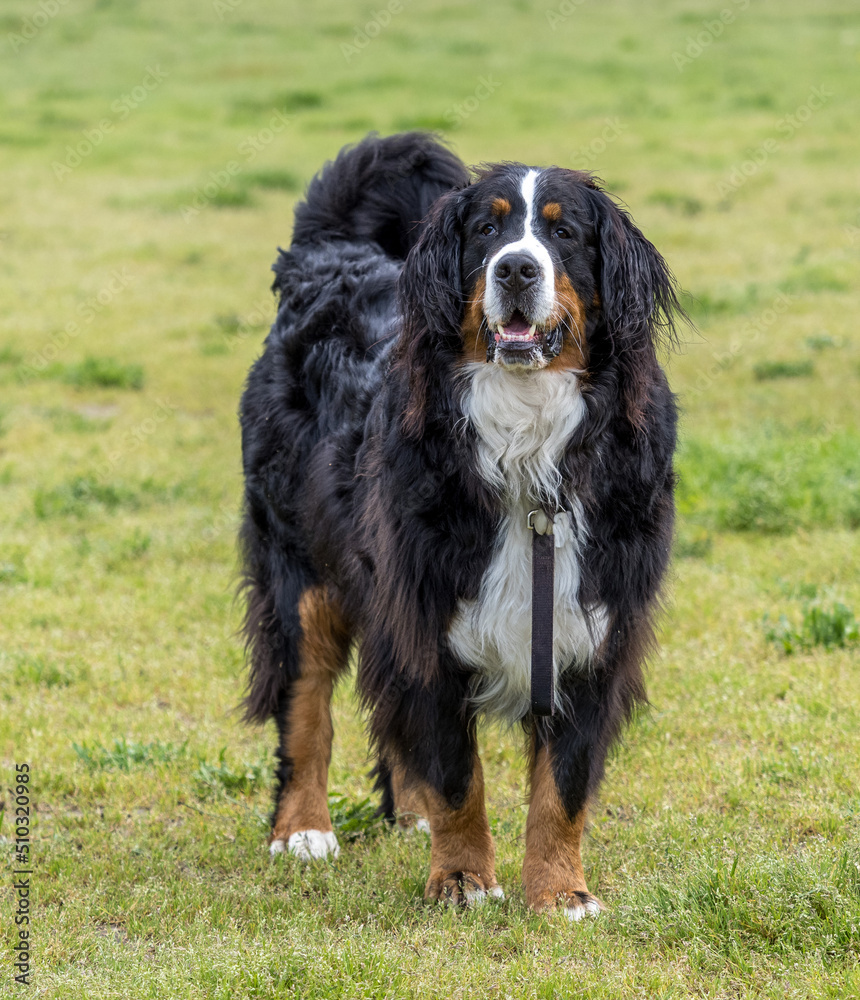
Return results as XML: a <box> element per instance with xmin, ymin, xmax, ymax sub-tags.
<box><xmin>394</xmin><ymin>187</ymin><xmax>469</xmax><ymax>437</ymax></box>
<box><xmin>586</xmin><ymin>186</ymin><xmax>685</xmax><ymax>427</ymax></box>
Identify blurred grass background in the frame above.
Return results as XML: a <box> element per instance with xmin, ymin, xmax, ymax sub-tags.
<box><xmin>1</xmin><ymin>1</ymin><xmax>859</xmax><ymax>997</ymax></box>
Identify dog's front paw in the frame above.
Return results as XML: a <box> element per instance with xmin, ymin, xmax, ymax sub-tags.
<box><xmin>528</xmin><ymin>886</ymin><xmax>604</xmax><ymax>919</ymax></box>
<box><xmin>424</xmin><ymin>870</ymin><xmax>505</xmax><ymax>907</ymax></box>
<box><xmin>560</xmin><ymin>890</ymin><xmax>603</xmax><ymax>921</ymax></box>
<box><xmin>270</xmin><ymin>829</ymin><xmax>340</xmax><ymax>861</ymax></box>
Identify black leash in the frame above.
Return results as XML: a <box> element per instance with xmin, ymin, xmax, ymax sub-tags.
<box><xmin>528</xmin><ymin>509</ymin><xmax>556</xmax><ymax>717</ymax></box>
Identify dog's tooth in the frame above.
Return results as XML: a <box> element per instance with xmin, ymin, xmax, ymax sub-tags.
<box><xmin>529</xmin><ymin>325</ymin><xmax>536</xmax><ymax>336</ymax></box>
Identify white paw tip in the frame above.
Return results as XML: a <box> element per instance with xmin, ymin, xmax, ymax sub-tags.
<box><xmin>269</xmin><ymin>839</ymin><xmax>286</xmax><ymax>856</ymax></box>
<box><xmin>563</xmin><ymin>898</ymin><xmax>602</xmax><ymax>921</ymax></box>
<box><xmin>287</xmin><ymin>829</ymin><xmax>340</xmax><ymax>861</ymax></box>
<box><xmin>464</xmin><ymin>884</ymin><xmax>505</xmax><ymax>905</ymax></box>
<box><xmin>398</xmin><ymin>815</ymin><xmax>431</xmax><ymax>835</ymax></box>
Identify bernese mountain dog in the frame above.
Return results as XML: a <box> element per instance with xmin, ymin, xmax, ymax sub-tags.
<box><xmin>239</xmin><ymin>132</ymin><xmax>682</xmax><ymax>918</ymax></box>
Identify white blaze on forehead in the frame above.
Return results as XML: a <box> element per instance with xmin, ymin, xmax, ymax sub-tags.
<box><xmin>483</xmin><ymin>168</ymin><xmax>556</xmax><ymax>327</ymax></box>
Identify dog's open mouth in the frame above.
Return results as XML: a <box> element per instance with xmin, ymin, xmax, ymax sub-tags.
<box><xmin>487</xmin><ymin>310</ymin><xmax>563</xmax><ymax>366</ymax></box>
<box><xmin>493</xmin><ymin>310</ymin><xmax>540</xmax><ymax>347</ymax></box>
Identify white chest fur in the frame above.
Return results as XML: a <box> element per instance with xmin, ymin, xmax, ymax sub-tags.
<box><xmin>448</xmin><ymin>364</ymin><xmax>607</xmax><ymax>721</ymax></box>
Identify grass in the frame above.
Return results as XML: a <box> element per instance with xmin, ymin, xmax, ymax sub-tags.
<box><xmin>73</xmin><ymin>738</ymin><xmax>189</xmax><ymax>772</ymax></box>
<box><xmin>753</xmin><ymin>359</ymin><xmax>815</xmax><ymax>381</ymax></box>
<box><xmin>765</xmin><ymin>598</ymin><xmax>860</xmax><ymax>654</ymax></box>
<box><xmin>1</xmin><ymin>0</ymin><xmax>859</xmax><ymax>997</ymax></box>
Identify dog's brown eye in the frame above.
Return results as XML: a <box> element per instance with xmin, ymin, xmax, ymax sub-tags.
<box><xmin>480</xmin><ymin>223</ymin><xmax>496</xmax><ymax>236</ymax></box>
<box><xmin>554</xmin><ymin>227</ymin><xmax>571</xmax><ymax>239</ymax></box>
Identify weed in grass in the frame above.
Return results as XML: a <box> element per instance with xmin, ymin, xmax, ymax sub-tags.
<box><xmin>328</xmin><ymin>792</ymin><xmax>385</xmax><ymax>842</ymax></box>
<box><xmin>721</xmin><ymin>477</ymin><xmax>796</xmax><ymax>533</ymax></box>
<box><xmin>674</xmin><ymin>527</ymin><xmax>713</xmax><ymax>559</ymax></box>
<box><xmin>232</xmin><ymin>90</ymin><xmax>323</xmax><ymax>116</ymax></box>
<box><xmin>210</xmin><ymin>186</ymin><xmax>255</xmax><ymax>209</ymax></box>
<box><xmin>244</xmin><ymin>169</ymin><xmax>301</xmax><ymax>192</ymax></box>
<box><xmin>753</xmin><ymin>359</ymin><xmax>815</xmax><ymax>381</ymax></box>
<box><xmin>194</xmin><ymin>748</ymin><xmax>268</xmax><ymax>797</ymax></box>
<box><xmin>0</xmin><ymin>558</ymin><xmax>27</xmax><ymax>584</ymax></box>
<box><xmin>6</xmin><ymin>652</ymin><xmax>85</xmax><ymax>688</ymax></box>
<box><xmin>73</xmin><ymin>738</ymin><xmax>189</xmax><ymax>772</ymax></box>
<box><xmin>805</xmin><ymin>333</ymin><xmax>841</xmax><ymax>351</ymax></box>
<box><xmin>60</xmin><ymin>355</ymin><xmax>144</xmax><ymax>390</ymax></box>
<box><xmin>765</xmin><ymin>600</ymin><xmax>859</xmax><ymax>654</ymax></box>
<box><xmin>105</xmin><ymin>528</ymin><xmax>152</xmax><ymax>568</ymax></box>
<box><xmin>747</xmin><ymin>745</ymin><xmax>832</xmax><ymax>787</ymax></box>
<box><xmin>647</xmin><ymin>189</ymin><xmax>703</xmax><ymax>215</ymax></box>
<box><xmin>780</xmin><ymin>265</ymin><xmax>851</xmax><ymax>295</ymax></box>
<box><xmin>214</xmin><ymin>313</ymin><xmax>243</xmax><ymax>335</ymax></box>
<box><xmin>33</xmin><ymin>476</ymin><xmax>188</xmax><ymax>519</ymax></box>
<box><xmin>33</xmin><ymin>477</ymin><xmax>139</xmax><ymax>518</ymax></box>
<box><xmin>681</xmin><ymin>283</ymin><xmax>759</xmax><ymax>321</ymax></box>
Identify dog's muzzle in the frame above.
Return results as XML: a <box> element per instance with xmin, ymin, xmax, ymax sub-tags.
<box><xmin>485</xmin><ymin>250</ymin><xmax>561</xmax><ymax>367</ymax></box>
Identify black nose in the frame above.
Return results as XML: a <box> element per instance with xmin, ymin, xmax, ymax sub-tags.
<box><xmin>493</xmin><ymin>252</ymin><xmax>539</xmax><ymax>293</ymax></box>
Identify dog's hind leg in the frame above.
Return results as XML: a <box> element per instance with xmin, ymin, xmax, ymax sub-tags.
<box><xmin>268</xmin><ymin>585</ymin><xmax>351</xmax><ymax>861</ymax></box>
<box><xmin>372</xmin><ymin>760</ymin><xmax>431</xmax><ymax>833</ymax></box>
<box><xmin>390</xmin><ymin>766</ymin><xmax>431</xmax><ymax>833</ymax></box>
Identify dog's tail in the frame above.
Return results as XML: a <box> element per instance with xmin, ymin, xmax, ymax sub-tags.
<box><xmin>288</xmin><ymin>131</ymin><xmax>469</xmax><ymax>262</ymax></box>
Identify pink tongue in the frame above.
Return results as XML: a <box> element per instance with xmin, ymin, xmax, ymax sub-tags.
<box><xmin>503</xmin><ymin>315</ymin><xmax>530</xmax><ymax>335</ymax></box>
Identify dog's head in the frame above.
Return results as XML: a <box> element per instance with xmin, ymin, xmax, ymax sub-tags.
<box><xmin>397</xmin><ymin>164</ymin><xmax>683</xmax><ymax>428</ymax></box>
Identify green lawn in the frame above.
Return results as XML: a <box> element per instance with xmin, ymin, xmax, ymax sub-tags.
<box><xmin>1</xmin><ymin>1</ymin><xmax>859</xmax><ymax>997</ymax></box>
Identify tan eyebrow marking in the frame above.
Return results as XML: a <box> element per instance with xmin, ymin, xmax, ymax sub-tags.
<box><xmin>491</xmin><ymin>197</ymin><xmax>511</xmax><ymax>216</ymax></box>
<box><xmin>541</xmin><ymin>202</ymin><xmax>562</xmax><ymax>222</ymax></box>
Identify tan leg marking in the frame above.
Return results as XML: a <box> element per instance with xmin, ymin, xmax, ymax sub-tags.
<box><xmin>415</xmin><ymin>755</ymin><xmax>504</xmax><ymax>905</ymax></box>
<box><xmin>522</xmin><ymin>744</ymin><xmax>603</xmax><ymax>918</ymax></box>
<box><xmin>269</xmin><ymin>586</ymin><xmax>350</xmax><ymax>857</ymax></box>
